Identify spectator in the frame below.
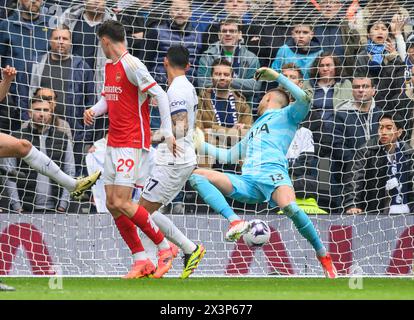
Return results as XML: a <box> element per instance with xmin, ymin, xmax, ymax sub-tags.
<box><xmin>59</xmin><ymin>0</ymin><xmax>117</xmax><ymax>96</ymax></box>
<box><xmin>271</xmin><ymin>22</ymin><xmax>323</xmax><ymax>80</ymax></box>
<box><xmin>0</xmin><ymin>0</ymin><xmax>51</xmax><ymax>120</ymax></box>
<box><xmin>199</xmin><ymin>0</ymin><xmax>253</xmax><ymax>52</ymax></box>
<box><xmin>306</xmin><ymin>53</ymin><xmax>353</xmax><ymax>113</ymax></box>
<box><xmin>198</xmin><ymin>17</ymin><xmax>260</xmax><ymax>104</ymax></box>
<box><xmin>354</xmin><ymin>19</ymin><xmax>407</xmax><ymax>108</ymax></box>
<box><xmin>246</xmin><ymin>0</ymin><xmax>294</xmax><ymax>67</ymax></box>
<box><xmin>313</xmin><ymin>0</ymin><xmax>361</xmax><ymax>76</ymax></box>
<box><xmin>114</xmin><ymin>0</ymin><xmax>162</xmax><ymax>59</ymax></box>
<box><xmin>190</xmin><ymin>0</ymin><xmax>222</xmax><ymax>34</ymax></box>
<box><xmin>30</xmin><ymin>25</ymin><xmax>96</xmax><ymax>142</ymax></box>
<box><xmin>352</xmin><ymin>0</ymin><xmax>412</xmax><ymax>45</ymax></box>
<box><xmin>345</xmin><ymin>113</ymin><xmax>414</xmax><ymax>214</ymax></box>
<box><xmin>30</xmin><ymin>25</ymin><xmax>97</xmax><ymax>175</ymax></box>
<box><xmin>4</xmin><ymin>97</ymin><xmax>76</xmax><ymax>213</ymax></box>
<box><xmin>404</xmin><ymin>33</ymin><xmax>414</xmax><ymax>76</ymax></box>
<box><xmin>280</xmin><ymin>63</ymin><xmax>305</xmax><ymax>100</ymax></box>
<box><xmin>26</xmin><ymin>87</ymin><xmax>73</xmax><ymax>140</ymax></box>
<box><xmin>303</xmin><ymin>53</ymin><xmax>353</xmax><ymax>156</ymax></box>
<box><xmin>196</xmin><ymin>59</ymin><xmax>252</xmax><ymax>131</ymax></box>
<box><xmin>329</xmin><ymin>76</ymin><xmax>382</xmax><ymax>204</ymax></box>
<box><xmin>143</xmin><ymin>0</ymin><xmax>201</xmax><ymax>87</ymax></box>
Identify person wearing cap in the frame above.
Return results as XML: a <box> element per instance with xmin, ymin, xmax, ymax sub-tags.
<box><xmin>345</xmin><ymin>112</ymin><xmax>414</xmax><ymax>214</ymax></box>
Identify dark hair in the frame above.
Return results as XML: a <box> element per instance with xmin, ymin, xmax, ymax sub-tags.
<box><xmin>211</xmin><ymin>58</ymin><xmax>232</xmax><ymax>73</ymax></box>
<box><xmin>30</xmin><ymin>97</ymin><xmax>49</xmax><ymax>108</ymax></box>
<box><xmin>50</xmin><ymin>24</ymin><xmax>71</xmax><ymax>39</ymax></box>
<box><xmin>266</xmin><ymin>88</ymin><xmax>290</xmax><ymax>107</ymax></box>
<box><xmin>379</xmin><ymin>112</ymin><xmax>405</xmax><ymax>130</ymax></box>
<box><xmin>33</xmin><ymin>87</ymin><xmax>57</xmax><ymax>100</ymax></box>
<box><xmin>367</xmin><ymin>19</ymin><xmax>391</xmax><ymax>34</ymax></box>
<box><xmin>310</xmin><ymin>52</ymin><xmax>342</xmax><ymax>80</ymax></box>
<box><xmin>352</xmin><ymin>75</ymin><xmax>377</xmax><ymax>88</ymax></box>
<box><xmin>166</xmin><ymin>45</ymin><xmax>190</xmax><ymax>69</ymax></box>
<box><xmin>281</xmin><ymin>63</ymin><xmax>304</xmax><ymax>80</ymax></box>
<box><xmin>97</xmin><ymin>20</ymin><xmax>125</xmax><ymax>43</ymax></box>
<box><xmin>219</xmin><ymin>17</ymin><xmax>242</xmax><ymax>32</ymax></box>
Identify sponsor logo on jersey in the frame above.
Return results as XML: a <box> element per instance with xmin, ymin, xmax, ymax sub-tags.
<box><xmin>115</xmin><ymin>72</ymin><xmax>121</xmax><ymax>82</ymax></box>
<box><xmin>171</xmin><ymin>100</ymin><xmax>186</xmax><ymax>107</ymax></box>
<box><xmin>104</xmin><ymin>86</ymin><xmax>122</xmax><ymax>101</ymax></box>
<box><xmin>104</xmin><ymin>85</ymin><xmax>123</xmax><ymax>94</ymax></box>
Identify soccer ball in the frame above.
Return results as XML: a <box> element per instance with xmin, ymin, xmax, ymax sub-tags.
<box><xmin>242</xmin><ymin>219</ymin><xmax>271</xmax><ymax>247</ymax></box>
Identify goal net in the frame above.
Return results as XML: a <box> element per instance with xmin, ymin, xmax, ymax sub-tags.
<box><xmin>1</xmin><ymin>0</ymin><xmax>414</xmax><ymax>277</ymax></box>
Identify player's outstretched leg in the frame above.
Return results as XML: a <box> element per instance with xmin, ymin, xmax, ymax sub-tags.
<box><xmin>273</xmin><ymin>186</ymin><xmax>337</xmax><ymax>278</ymax></box>
<box><xmin>0</xmin><ymin>134</ymin><xmax>100</xmax><ymax>198</ymax></box>
<box><xmin>189</xmin><ymin>169</ymin><xmax>251</xmax><ymax>242</ymax></box>
<box><xmin>151</xmin><ymin>210</ymin><xmax>206</xmax><ymax>279</ymax></box>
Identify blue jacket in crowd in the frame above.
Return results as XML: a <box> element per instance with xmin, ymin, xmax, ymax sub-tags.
<box><xmin>271</xmin><ymin>37</ymin><xmax>323</xmax><ymax>80</ymax></box>
<box><xmin>0</xmin><ymin>9</ymin><xmax>51</xmax><ymax>119</ymax></box>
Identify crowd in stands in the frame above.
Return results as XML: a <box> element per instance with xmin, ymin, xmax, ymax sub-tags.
<box><xmin>1</xmin><ymin>0</ymin><xmax>414</xmax><ymax>214</ymax></box>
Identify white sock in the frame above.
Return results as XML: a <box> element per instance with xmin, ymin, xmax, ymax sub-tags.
<box><xmin>152</xmin><ymin>210</ymin><xmax>197</xmax><ymax>254</ymax></box>
<box><xmin>133</xmin><ymin>251</ymin><xmax>147</xmax><ymax>261</ymax></box>
<box><xmin>23</xmin><ymin>146</ymin><xmax>77</xmax><ymax>191</ymax></box>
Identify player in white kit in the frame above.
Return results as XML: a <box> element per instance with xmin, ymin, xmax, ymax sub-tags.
<box><xmin>139</xmin><ymin>45</ymin><xmax>205</xmax><ymax>279</ymax></box>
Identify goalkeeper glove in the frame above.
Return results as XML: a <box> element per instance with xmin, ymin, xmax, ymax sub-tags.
<box><xmin>254</xmin><ymin>67</ymin><xmax>280</xmax><ymax>81</ymax></box>
<box><xmin>193</xmin><ymin>127</ymin><xmax>205</xmax><ymax>153</ymax></box>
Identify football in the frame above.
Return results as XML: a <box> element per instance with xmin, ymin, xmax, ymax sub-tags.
<box><xmin>243</xmin><ymin>219</ymin><xmax>271</xmax><ymax>247</ymax></box>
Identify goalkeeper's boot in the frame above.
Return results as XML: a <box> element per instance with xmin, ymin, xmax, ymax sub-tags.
<box><xmin>123</xmin><ymin>259</ymin><xmax>156</xmax><ymax>279</ymax></box>
<box><xmin>71</xmin><ymin>170</ymin><xmax>101</xmax><ymax>199</ymax></box>
<box><xmin>318</xmin><ymin>254</ymin><xmax>338</xmax><ymax>279</ymax></box>
<box><xmin>0</xmin><ymin>281</ymin><xmax>15</xmax><ymax>291</ymax></box>
<box><xmin>152</xmin><ymin>243</ymin><xmax>178</xmax><ymax>279</ymax></box>
<box><xmin>181</xmin><ymin>244</ymin><xmax>206</xmax><ymax>279</ymax></box>
<box><xmin>225</xmin><ymin>220</ymin><xmax>251</xmax><ymax>242</ymax></box>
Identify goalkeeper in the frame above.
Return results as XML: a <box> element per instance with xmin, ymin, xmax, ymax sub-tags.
<box><xmin>190</xmin><ymin>67</ymin><xmax>337</xmax><ymax>278</ymax></box>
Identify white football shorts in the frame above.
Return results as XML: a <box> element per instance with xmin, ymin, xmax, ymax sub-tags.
<box><xmin>141</xmin><ymin>164</ymin><xmax>196</xmax><ymax>205</ymax></box>
<box><xmin>103</xmin><ymin>146</ymin><xmax>151</xmax><ymax>188</ymax></box>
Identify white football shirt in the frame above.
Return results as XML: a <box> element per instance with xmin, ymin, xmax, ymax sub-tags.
<box><xmin>155</xmin><ymin>75</ymin><xmax>198</xmax><ymax>166</ymax></box>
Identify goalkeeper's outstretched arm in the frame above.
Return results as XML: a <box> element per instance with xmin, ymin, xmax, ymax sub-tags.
<box><xmin>255</xmin><ymin>67</ymin><xmax>311</xmax><ymax>123</ymax></box>
<box><xmin>193</xmin><ymin>128</ymin><xmax>247</xmax><ymax>164</ymax></box>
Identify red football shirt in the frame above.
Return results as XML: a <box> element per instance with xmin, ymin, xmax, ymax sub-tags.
<box><xmin>102</xmin><ymin>52</ymin><xmax>156</xmax><ymax>149</ymax></box>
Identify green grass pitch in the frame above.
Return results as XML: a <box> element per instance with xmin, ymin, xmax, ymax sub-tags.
<box><xmin>1</xmin><ymin>277</ymin><xmax>414</xmax><ymax>300</ymax></box>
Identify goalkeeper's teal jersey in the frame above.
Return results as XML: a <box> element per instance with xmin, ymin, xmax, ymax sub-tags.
<box><xmin>239</xmin><ymin>75</ymin><xmax>311</xmax><ymax>176</ymax></box>
<box><xmin>203</xmin><ymin>74</ymin><xmax>311</xmax><ymax>176</ymax></box>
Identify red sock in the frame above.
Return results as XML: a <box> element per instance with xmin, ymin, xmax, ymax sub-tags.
<box><xmin>114</xmin><ymin>215</ymin><xmax>144</xmax><ymax>254</ymax></box>
<box><xmin>130</xmin><ymin>205</ymin><xmax>165</xmax><ymax>245</ymax></box>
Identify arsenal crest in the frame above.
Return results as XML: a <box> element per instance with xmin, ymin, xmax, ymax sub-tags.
<box><xmin>115</xmin><ymin>72</ymin><xmax>121</xmax><ymax>82</ymax></box>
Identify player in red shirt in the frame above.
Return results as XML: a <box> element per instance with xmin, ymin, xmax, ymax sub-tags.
<box><xmin>84</xmin><ymin>20</ymin><xmax>178</xmax><ymax>279</ymax></box>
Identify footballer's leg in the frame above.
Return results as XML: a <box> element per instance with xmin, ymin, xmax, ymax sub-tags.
<box><xmin>0</xmin><ymin>133</ymin><xmax>100</xmax><ymax>198</ymax></box>
<box><xmin>106</xmin><ymin>184</ymin><xmax>155</xmax><ymax>278</ymax></box>
<box><xmin>272</xmin><ymin>185</ymin><xmax>337</xmax><ymax>278</ymax></box>
<box><xmin>139</xmin><ymin>165</ymin><xmax>205</xmax><ymax>279</ymax></box>
<box><xmin>189</xmin><ymin>169</ymin><xmax>250</xmax><ymax>241</ymax></box>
